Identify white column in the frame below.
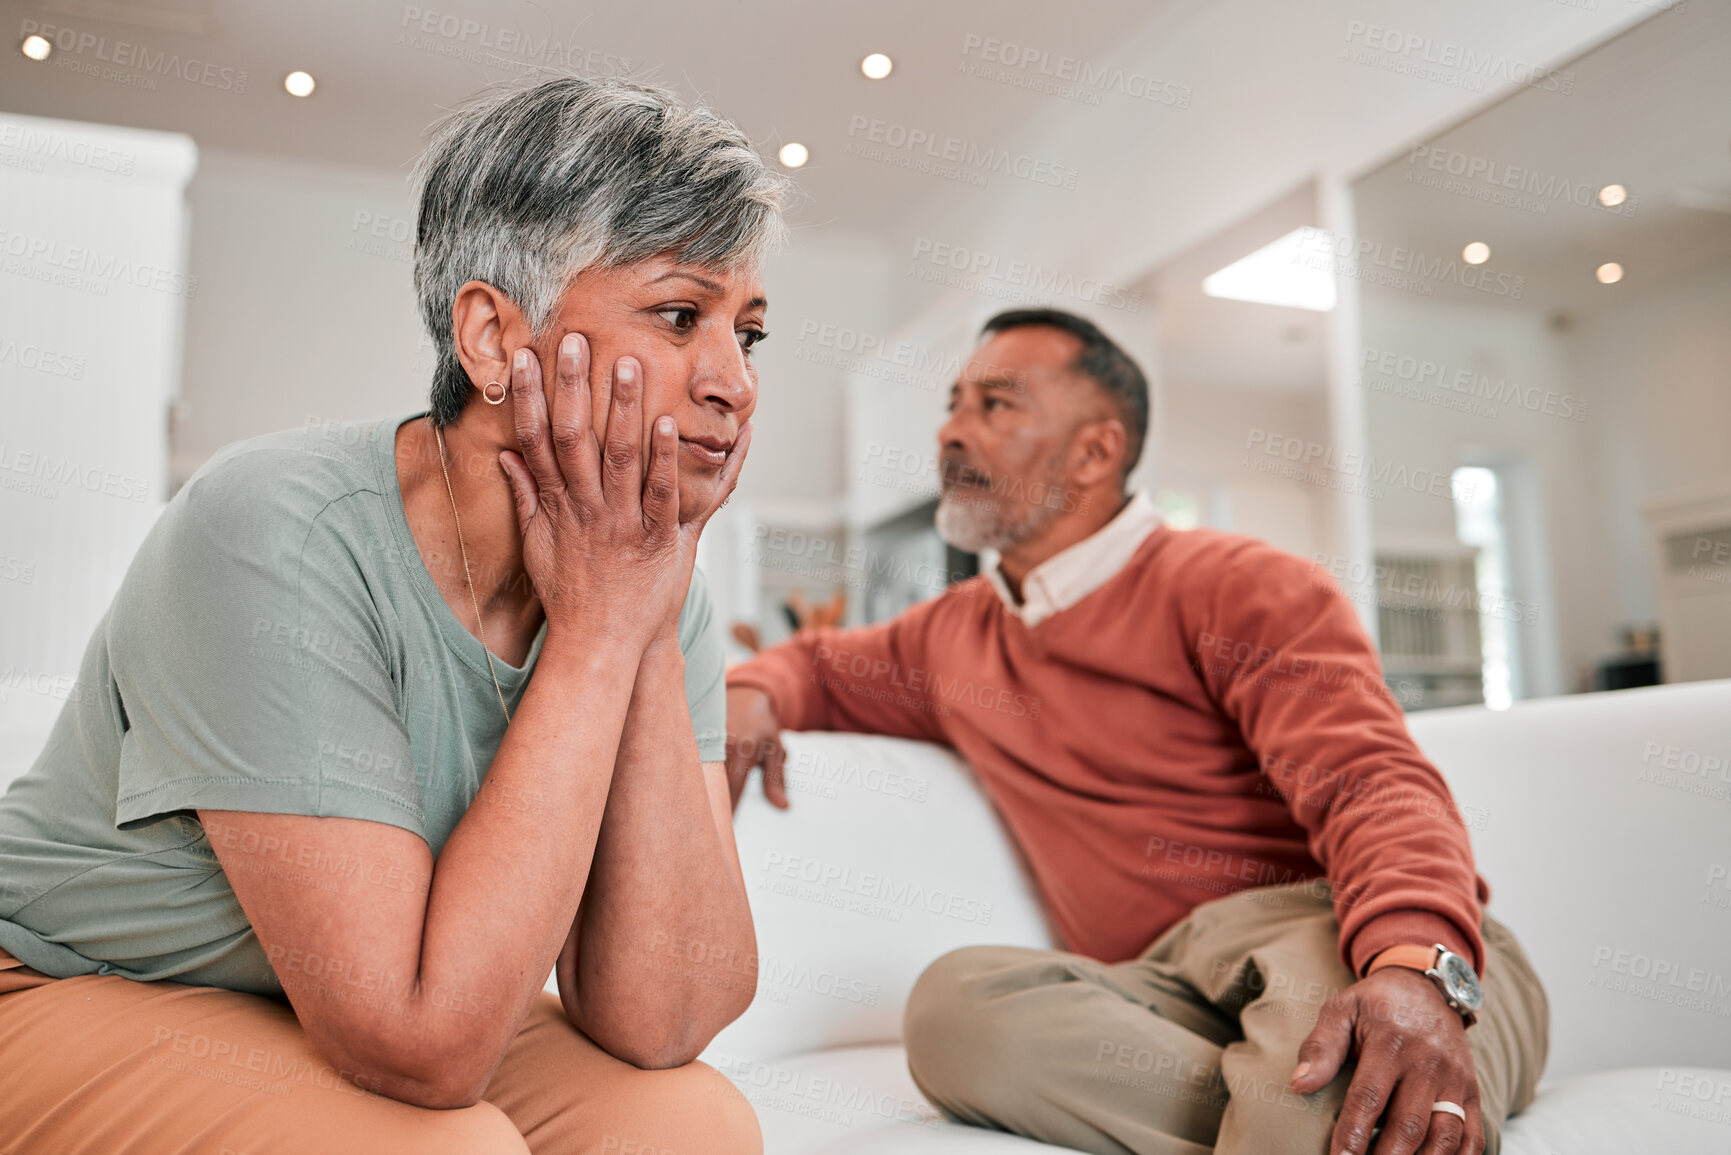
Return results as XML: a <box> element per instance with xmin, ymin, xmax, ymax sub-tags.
<box><xmin>1317</xmin><ymin>173</ymin><xmax>1377</xmax><ymax>641</ymax></box>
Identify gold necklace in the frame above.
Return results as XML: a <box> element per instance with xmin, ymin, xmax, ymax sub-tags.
<box><xmin>431</xmin><ymin>417</ymin><xmax>512</xmax><ymax>725</ymax></box>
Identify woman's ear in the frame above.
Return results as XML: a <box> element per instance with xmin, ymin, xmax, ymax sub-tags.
<box><xmin>451</xmin><ymin>281</ymin><xmax>527</xmax><ymax>394</ymax></box>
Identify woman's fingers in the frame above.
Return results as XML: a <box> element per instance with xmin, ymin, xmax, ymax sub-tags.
<box><xmin>600</xmin><ymin>357</ymin><xmax>643</xmax><ymax>506</ymax></box>
<box><xmin>641</xmin><ymin>415</ymin><xmax>680</xmax><ymax>546</ymax></box>
<box><xmin>549</xmin><ymin>332</ymin><xmax>601</xmax><ymax>504</ymax></box>
<box><xmin>676</xmin><ymin>419</ymin><xmax>753</xmax><ymax>549</ymax></box>
<box><xmin>705</xmin><ymin>420</ymin><xmax>753</xmax><ymax>526</ymax></box>
<box><xmin>496</xmin><ymin>450</ymin><xmax>539</xmax><ymax>535</ymax></box>
<box><xmin>509</xmin><ymin>347</ymin><xmax>564</xmax><ymax>500</ymax></box>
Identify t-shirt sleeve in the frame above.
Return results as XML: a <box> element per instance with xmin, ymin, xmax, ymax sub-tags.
<box><xmin>678</xmin><ymin>564</ymin><xmax>727</xmax><ymax>763</ymax></box>
<box><xmin>107</xmin><ymin>454</ymin><xmax>426</xmax><ymax>840</ymax></box>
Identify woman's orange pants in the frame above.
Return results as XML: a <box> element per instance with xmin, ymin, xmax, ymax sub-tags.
<box><xmin>0</xmin><ymin>947</ymin><xmax>761</xmax><ymax>1155</ymax></box>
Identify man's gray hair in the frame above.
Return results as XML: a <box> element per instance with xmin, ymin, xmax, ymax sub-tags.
<box><xmin>412</xmin><ymin>75</ymin><xmax>792</xmax><ymax>425</ymax></box>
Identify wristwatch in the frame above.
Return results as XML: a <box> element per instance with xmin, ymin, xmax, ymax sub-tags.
<box><xmin>1365</xmin><ymin>943</ymin><xmax>1483</xmax><ymax>1026</ymax></box>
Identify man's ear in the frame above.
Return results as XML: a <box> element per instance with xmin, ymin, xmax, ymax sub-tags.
<box><xmin>1072</xmin><ymin>417</ymin><xmax>1128</xmax><ymax>490</ymax></box>
<box><xmin>451</xmin><ymin>280</ymin><xmax>528</xmax><ymax>394</ymax></box>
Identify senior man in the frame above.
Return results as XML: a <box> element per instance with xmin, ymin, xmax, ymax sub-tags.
<box><xmin>724</xmin><ymin>307</ymin><xmax>1547</xmax><ymax>1155</ymax></box>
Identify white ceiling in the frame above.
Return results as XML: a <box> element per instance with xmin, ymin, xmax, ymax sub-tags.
<box><xmin>1354</xmin><ymin>1</ymin><xmax>1731</xmax><ymax>320</ymax></box>
<box><xmin>1153</xmin><ymin>2</ymin><xmax>1731</xmax><ymax>396</ymax></box>
<box><xmin>1151</xmin><ymin>181</ymin><xmax>1329</xmax><ymax>395</ymax></box>
<box><xmin>0</xmin><ymin>0</ymin><xmax>1170</xmax><ymax>234</ymax></box>
<box><xmin>5</xmin><ymin>0</ymin><xmax>1707</xmax><ymax>402</ymax></box>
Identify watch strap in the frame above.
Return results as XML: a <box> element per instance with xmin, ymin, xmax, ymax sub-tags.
<box><xmin>1364</xmin><ymin>943</ymin><xmax>1440</xmax><ymax>978</ymax></box>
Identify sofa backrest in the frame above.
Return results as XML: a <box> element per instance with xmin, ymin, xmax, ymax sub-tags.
<box><xmin>1405</xmin><ymin>679</ymin><xmax>1731</xmax><ymax>1081</ymax></box>
<box><xmin>13</xmin><ymin>660</ymin><xmax>1727</xmax><ymax>1078</ymax></box>
<box><xmin>709</xmin><ymin>680</ymin><xmax>1731</xmax><ymax>1078</ymax></box>
<box><xmin>703</xmin><ymin>732</ymin><xmax>1054</xmax><ymax>1066</ymax></box>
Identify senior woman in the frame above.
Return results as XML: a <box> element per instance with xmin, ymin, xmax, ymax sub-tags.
<box><xmin>0</xmin><ymin>75</ymin><xmax>787</xmax><ymax>1153</ymax></box>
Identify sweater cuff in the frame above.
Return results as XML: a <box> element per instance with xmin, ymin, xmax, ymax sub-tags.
<box><xmin>726</xmin><ymin>655</ymin><xmax>816</xmax><ymax>733</ymax></box>
<box><xmin>1349</xmin><ymin>910</ymin><xmax>1481</xmax><ymax>979</ymax></box>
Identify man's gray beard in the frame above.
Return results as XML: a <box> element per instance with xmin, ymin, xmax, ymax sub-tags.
<box><xmin>935</xmin><ymin>484</ymin><xmax>1063</xmax><ymax>553</ymax></box>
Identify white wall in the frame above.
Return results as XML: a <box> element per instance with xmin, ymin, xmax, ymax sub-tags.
<box><xmin>698</xmin><ymin>229</ymin><xmax>897</xmax><ymax>638</ymax></box>
<box><xmin>1568</xmin><ymin>263</ymin><xmax>1731</xmax><ymax>629</ymax></box>
<box><xmin>175</xmin><ymin>149</ymin><xmax>428</xmax><ymax>486</ymax></box>
<box><xmin>1357</xmin><ymin>265</ymin><xmax>1731</xmax><ymax>696</ymax></box>
<box><xmin>175</xmin><ymin>149</ymin><xmax>891</xmax><ymax>508</ymax></box>
<box><xmin>1360</xmin><ymin>263</ymin><xmax>1731</xmax><ymax>692</ymax></box>
<box><xmin>1360</xmin><ymin>291</ymin><xmax>1594</xmax><ymax>694</ymax></box>
<box><xmin>1158</xmin><ymin>383</ymin><xmax>1331</xmax><ymax>562</ymax></box>
<box><xmin>739</xmin><ymin>230</ymin><xmax>893</xmax><ymax>507</ymax></box>
<box><xmin>0</xmin><ymin>113</ymin><xmax>195</xmax><ymax>732</ymax></box>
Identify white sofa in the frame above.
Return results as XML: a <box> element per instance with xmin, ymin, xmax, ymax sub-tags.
<box><xmin>704</xmin><ymin>679</ymin><xmax>1731</xmax><ymax>1154</ymax></box>
<box><xmin>5</xmin><ymin>682</ymin><xmax>1728</xmax><ymax>1152</ymax></box>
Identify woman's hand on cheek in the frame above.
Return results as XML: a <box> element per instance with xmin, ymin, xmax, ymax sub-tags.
<box><xmin>656</xmin><ymin>417</ymin><xmax>752</xmax><ymax>641</ymax></box>
<box><xmin>495</xmin><ymin>332</ymin><xmax>689</xmax><ymax>655</ymax></box>
<box><xmin>683</xmin><ymin>417</ymin><xmax>752</xmax><ymax>541</ymax></box>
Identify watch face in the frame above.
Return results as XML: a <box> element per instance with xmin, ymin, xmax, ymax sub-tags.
<box><xmin>1437</xmin><ymin>952</ymin><xmax>1485</xmax><ymax>1011</ymax></box>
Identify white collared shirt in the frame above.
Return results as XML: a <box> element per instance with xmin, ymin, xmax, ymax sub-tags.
<box><xmin>983</xmin><ymin>490</ymin><xmax>1164</xmax><ymax>627</ymax></box>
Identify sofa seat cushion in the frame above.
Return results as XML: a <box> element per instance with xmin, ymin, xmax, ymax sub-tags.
<box><xmin>723</xmin><ymin>1044</ymin><xmax>1731</xmax><ymax>1154</ymax></box>
<box><xmin>715</xmin><ymin>1043</ymin><xmax>1048</xmax><ymax>1153</ymax></box>
<box><xmin>1495</xmin><ymin>1065</ymin><xmax>1731</xmax><ymax>1155</ymax></box>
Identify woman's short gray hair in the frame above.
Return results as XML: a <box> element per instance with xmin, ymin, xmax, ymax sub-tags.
<box><xmin>412</xmin><ymin>74</ymin><xmax>792</xmax><ymax>425</ymax></box>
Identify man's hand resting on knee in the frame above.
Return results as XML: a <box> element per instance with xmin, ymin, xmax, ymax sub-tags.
<box><xmin>1289</xmin><ymin>967</ymin><xmax>1482</xmax><ymax>1155</ymax></box>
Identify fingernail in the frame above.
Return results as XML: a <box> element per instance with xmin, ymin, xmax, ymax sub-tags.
<box><xmin>617</xmin><ymin>360</ymin><xmax>635</xmax><ymax>383</ymax></box>
<box><xmin>657</xmin><ymin>416</ymin><xmax>674</xmax><ymax>434</ymax></box>
<box><xmin>1292</xmin><ymin>1062</ymin><xmax>1310</xmax><ymax>1082</ymax></box>
<box><xmin>562</xmin><ymin>332</ymin><xmax>581</xmax><ymax>356</ymax></box>
<box><xmin>514</xmin><ymin>349</ymin><xmax>529</xmax><ymax>370</ymax></box>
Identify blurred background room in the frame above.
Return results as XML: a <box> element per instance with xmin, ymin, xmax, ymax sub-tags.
<box><xmin>3</xmin><ymin>0</ymin><xmax>1729</xmax><ymax>747</ymax></box>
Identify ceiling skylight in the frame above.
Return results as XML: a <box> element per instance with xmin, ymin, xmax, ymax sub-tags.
<box><xmin>1202</xmin><ymin>227</ymin><xmax>1337</xmax><ymax>312</ymax></box>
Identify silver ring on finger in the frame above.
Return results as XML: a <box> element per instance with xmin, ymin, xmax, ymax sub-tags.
<box><xmin>1430</xmin><ymin>1100</ymin><xmax>1467</xmax><ymax>1122</ymax></box>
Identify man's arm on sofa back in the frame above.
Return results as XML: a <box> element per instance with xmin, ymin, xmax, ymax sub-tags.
<box><xmin>725</xmin><ymin>605</ymin><xmax>952</xmax><ymax>807</ymax></box>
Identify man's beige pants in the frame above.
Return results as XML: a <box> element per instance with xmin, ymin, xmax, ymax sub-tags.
<box><xmin>904</xmin><ymin>882</ymin><xmax>1548</xmax><ymax>1155</ymax></box>
<box><xmin>0</xmin><ymin>946</ymin><xmax>759</xmax><ymax>1155</ymax></box>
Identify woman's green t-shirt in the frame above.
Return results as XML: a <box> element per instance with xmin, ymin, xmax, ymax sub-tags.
<box><xmin>0</xmin><ymin>411</ymin><xmax>727</xmax><ymax>996</ymax></box>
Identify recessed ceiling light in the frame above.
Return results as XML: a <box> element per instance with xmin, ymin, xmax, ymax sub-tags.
<box><xmin>1462</xmin><ymin>241</ymin><xmax>1491</xmax><ymax>265</ymax></box>
<box><xmin>284</xmin><ymin>71</ymin><xmax>316</xmax><ymax>98</ymax></box>
<box><xmin>1596</xmin><ymin>262</ymin><xmax>1624</xmax><ymax>284</ymax></box>
<box><xmin>778</xmin><ymin>142</ymin><xmax>809</xmax><ymax>169</ymax></box>
<box><xmin>861</xmin><ymin>53</ymin><xmax>893</xmax><ymax>80</ymax></box>
<box><xmin>1598</xmin><ymin>184</ymin><xmax>1627</xmax><ymax>207</ymax></box>
<box><xmin>1202</xmin><ymin>227</ymin><xmax>1337</xmax><ymax>312</ymax></box>
<box><xmin>20</xmin><ymin>34</ymin><xmax>52</xmax><ymax>61</ymax></box>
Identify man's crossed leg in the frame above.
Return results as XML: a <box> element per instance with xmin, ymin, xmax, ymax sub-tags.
<box><xmin>905</xmin><ymin>881</ymin><xmax>1548</xmax><ymax>1155</ymax></box>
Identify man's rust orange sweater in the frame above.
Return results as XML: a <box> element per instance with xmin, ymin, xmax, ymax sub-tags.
<box><xmin>727</xmin><ymin>526</ymin><xmax>1490</xmax><ymax>976</ymax></box>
